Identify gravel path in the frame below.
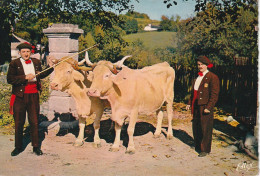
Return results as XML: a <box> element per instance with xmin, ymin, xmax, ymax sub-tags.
<box><xmin>0</xmin><ymin>111</ymin><xmax>258</xmax><ymax>176</ymax></box>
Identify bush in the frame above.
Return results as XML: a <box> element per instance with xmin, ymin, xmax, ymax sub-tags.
<box><xmin>0</xmin><ymin>82</ymin><xmax>14</xmax><ymax>128</ymax></box>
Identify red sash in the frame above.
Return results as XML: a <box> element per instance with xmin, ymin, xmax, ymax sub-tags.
<box><xmin>24</xmin><ymin>82</ymin><xmax>38</xmax><ymax>93</ymax></box>
<box><xmin>9</xmin><ymin>94</ymin><xmax>16</xmax><ymax>115</ymax></box>
<box><xmin>9</xmin><ymin>82</ymin><xmax>38</xmax><ymax>114</ymax></box>
<box><xmin>191</xmin><ymin>90</ymin><xmax>198</xmax><ymax>114</ymax></box>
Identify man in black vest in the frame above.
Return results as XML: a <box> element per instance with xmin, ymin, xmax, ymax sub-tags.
<box><xmin>7</xmin><ymin>42</ymin><xmax>55</xmax><ymax>156</ymax></box>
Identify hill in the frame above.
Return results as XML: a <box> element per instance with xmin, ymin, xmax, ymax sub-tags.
<box><xmin>122</xmin><ymin>11</ymin><xmax>161</xmax><ymax>31</ymax></box>
<box><xmin>123</xmin><ymin>31</ymin><xmax>177</xmax><ymax>50</ymax></box>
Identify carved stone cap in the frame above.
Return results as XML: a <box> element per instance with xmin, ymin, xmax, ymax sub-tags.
<box><xmin>43</xmin><ymin>23</ymin><xmax>83</xmax><ymax>34</ymax></box>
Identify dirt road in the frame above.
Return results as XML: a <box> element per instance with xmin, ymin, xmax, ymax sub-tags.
<box><xmin>0</xmin><ymin>110</ymin><xmax>258</xmax><ymax>176</ymax></box>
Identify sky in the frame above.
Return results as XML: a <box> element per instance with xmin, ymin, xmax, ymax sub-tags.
<box><xmin>129</xmin><ymin>0</ymin><xmax>197</xmax><ymax>20</ymax></box>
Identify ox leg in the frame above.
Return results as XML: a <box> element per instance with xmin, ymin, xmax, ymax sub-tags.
<box><xmin>166</xmin><ymin>102</ymin><xmax>173</xmax><ymax>139</ymax></box>
<box><xmin>126</xmin><ymin>111</ymin><xmax>138</xmax><ymax>154</ymax></box>
<box><xmin>154</xmin><ymin>110</ymin><xmax>163</xmax><ymax>138</ymax></box>
<box><xmin>74</xmin><ymin>116</ymin><xmax>85</xmax><ymax>146</ymax></box>
<box><xmin>110</xmin><ymin>122</ymin><xmax>121</xmax><ymax>152</ymax></box>
<box><xmin>93</xmin><ymin>111</ymin><xmax>102</xmax><ymax>148</ymax></box>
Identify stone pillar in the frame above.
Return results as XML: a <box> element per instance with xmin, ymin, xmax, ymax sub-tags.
<box><xmin>43</xmin><ymin>24</ymin><xmax>83</xmax><ymax>120</ymax></box>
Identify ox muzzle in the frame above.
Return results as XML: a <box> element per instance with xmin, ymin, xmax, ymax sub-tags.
<box><xmin>50</xmin><ymin>82</ymin><xmax>59</xmax><ymax>90</ymax></box>
<box><xmin>87</xmin><ymin>88</ymin><xmax>101</xmax><ymax>97</ymax></box>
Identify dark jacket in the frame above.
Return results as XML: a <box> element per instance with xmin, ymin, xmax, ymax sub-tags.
<box><xmin>7</xmin><ymin>57</ymin><xmax>53</xmax><ymax>97</ymax></box>
<box><xmin>188</xmin><ymin>71</ymin><xmax>220</xmax><ymax>111</ymax></box>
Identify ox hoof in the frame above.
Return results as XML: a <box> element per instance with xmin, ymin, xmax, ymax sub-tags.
<box><xmin>125</xmin><ymin>149</ymin><xmax>135</xmax><ymax>155</ymax></box>
<box><xmin>125</xmin><ymin>147</ymin><xmax>135</xmax><ymax>155</ymax></box>
<box><xmin>109</xmin><ymin>147</ymin><xmax>119</xmax><ymax>152</ymax></box>
<box><xmin>167</xmin><ymin>135</ymin><xmax>173</xmax><ymax>140</ymax></box>
<box><xmin>93</xmin><ymin>143</ymin><xmax>101</xmax><ymax>148</ymax></box>
<box><xmin>153</xmin><ymin>134</ymin><xmax>160</xmax><ymax>138</ymax></box>
<box><xmin>73</xmin><ymin>141</ymin><xmax>84</xmax><ymax>147</ymax></box>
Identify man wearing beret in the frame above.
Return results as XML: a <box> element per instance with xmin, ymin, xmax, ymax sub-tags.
<box><xmin>7</xmin><ymin>42</ymin><xmax>56</xmax><ymax>156</ymax></box>
<box><xmin>186</xmin><ymin>56</ymin><xmax>220</xmax><ymax>157</ymax></box>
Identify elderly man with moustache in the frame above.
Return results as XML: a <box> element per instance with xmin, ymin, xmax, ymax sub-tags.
<box><xmin>186</xmin><ymin>56</ymin><xmax>220</xmax><ymax>157</ymax></box>
<box><xmin>7</xmin><ymin>42</ymin><xmax>56</xmax><ymax>156</ymax></box>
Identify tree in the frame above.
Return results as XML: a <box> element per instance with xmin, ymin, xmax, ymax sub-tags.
<box><xmin>125</xmin><ymin>11</ymin><xmax>150</xmax><ymax>19</ymax></box>
<box><xmin>122</xmin><ymin>19</ymin><xmax>138</xmax><ymax>34</ymax></box>
<box><xmin>0</xmin><ymin>0</ymin><xmax>17</xmax><ymax>64</ymax></box>
<box><xmin>0</xmin><ymin>0</ymin><xmax>136</xmax><ymax>63</ymax></box>
<box><xmin>174</xmin><ymin>2</ymin><xmax>257</xmax><ymax>66</ymax></box>
<box><xmin>160</xmin><ymin>16</ymin><xmax>173</xmax><ymax>31</ymax></box>
<box><xmin>160</xmin><ymin>15</ymin><xmax>181</xmax><ymax>32</ymax></box>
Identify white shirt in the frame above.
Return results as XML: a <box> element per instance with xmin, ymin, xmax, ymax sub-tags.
<box><xmin>20</xmin><ymin>58</ymin><xmax>37</xmax><ymax>82</ymax></box>
<box><xmin>194</xmin><ymin>70</ymin><xmax>209</xmax><ymax>90</ymax></box>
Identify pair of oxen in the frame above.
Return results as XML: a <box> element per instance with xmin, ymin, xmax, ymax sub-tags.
<box><xmin>50</xmin><ymin>52</ymin><xmax>175</xmax><ymax>154</ymax></box>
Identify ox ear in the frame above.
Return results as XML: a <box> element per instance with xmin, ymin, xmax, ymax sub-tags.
<box><xmin>72</xmin><ymin>70</ymin><xmax>84</xmax><ymax>82</ymax></box>
<box><xmin>111</xmin><ymin>75</ymin><xmax>122</xmax><ymax>96</ymax></box>
<box><xmin>87</xmin><ymin>71</ymin><xmax>94</xmax><ymax>82</ymax></box>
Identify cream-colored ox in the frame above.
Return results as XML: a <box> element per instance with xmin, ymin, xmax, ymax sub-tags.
<box><xmin>49</xmin><ymin>53</ymin><xmax>128</xmax><ymax>147</ymax></box>
<box><xmin>87</xmin><ymin>60</ymin><xmax>175</xmax><ymax>154</ymax></box>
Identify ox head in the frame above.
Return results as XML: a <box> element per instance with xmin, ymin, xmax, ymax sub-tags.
<box><xmin>87</xmin><ymin>55</ymin><xmax>131</xmax><ymax>98</ymax></box>
<box><xmin>50</xmin><ymin>56</ymin><xmax>92</xmax><ymax>91</ymax></box>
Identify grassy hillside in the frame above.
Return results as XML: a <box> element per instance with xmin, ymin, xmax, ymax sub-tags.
<box><xmin>123</xmin><ymin>31</ymin><xmax>177</xmax><ymax>50</ymax></box>
<box><xmin>123</xmin><ymin>12</ymin><xmax>161</xmax><ymax>31</ymax></box>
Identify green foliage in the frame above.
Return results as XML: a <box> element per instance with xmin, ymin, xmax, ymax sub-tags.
<box><xmin>0</xmin><ymin>111</ymin><xmax>14</xmax><ymax>128</ymax></box>
<box><xmin>0</xmin><ymin>82</ymin><xmax>12</xmax><ymax>112</ymax></box>
<box><xmin>122</xmin><ymin>19</ymin><xmax>138</xmax><ymax>34</ymax></box>
<box><xmin>2</xmin><ymin>0</ymin><xmax>136</xmax><ymax>63</ymax></box>
<box><xmin>160</xmin><ymin>15</ymin><xmax>180</xmax><ymax>32</ymax></box>
<box><xmin>0</xmin><ymin>82</ymin><xmax>14</xmax><ymax>128</ymax></box>
<box><xmin>79</xmin><ymin>33</ymin><xmax>97</xmax><ymax>62</ymax></box>
<box><xmin>39</xmin><ymin>76</ymin><xmax>51</xmax><ymax>104</ymax></box>
<box><xmin>78</xmin><ymin>23</ymin><xmax>128</xmax><ymax>63</ymax></box>
<box><xmin>120</xmin><ymin>12</ymin><xmax>160</xmax><ymax>32</ymax></box>
<box><xmin>122</xmin><ymin>39</ymin><xmax>162</xmax><ymax>68</ymax></box>
<box><xmin>160</xmin><ymin>16</ymin><xmax>172</xmax><ymax>31</ymax></box>
<box><xmin>0</xmin><ymin>0</ymin><xmax>17</xmax><ymax>64</ymax></box>
<box><xmin>174</xmin><ymin>2</ymin><xmax>258</xmax><ymax>66</ymax></box>
<box><xmin>125</xmin><ymin>11</ymin><xmax>150</xmax><ymax>19</ymax></box>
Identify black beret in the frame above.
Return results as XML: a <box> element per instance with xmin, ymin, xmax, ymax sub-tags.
<box><xmin>197</xmin><ymin>55</ymin><xmax>211</xmax><ymax>65</ymax></box>
<box><xmin>17</xmin><ymin>42</ymin><xmax>32</xmax><ymax>50</ymax></box>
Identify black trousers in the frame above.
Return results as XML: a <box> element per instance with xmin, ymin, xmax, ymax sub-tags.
<box><xmin>13</xmin><ymin>93</ymin><xmax>40</xmax><ymax>149</ymax></box>
<box><xmin>192</xmin><ymin>101</ymin><xmax>214</xmax><ymax>153</ymax></box>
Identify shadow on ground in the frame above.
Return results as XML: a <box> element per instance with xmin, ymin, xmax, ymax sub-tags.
<box><xmin>20</xmin><ymin>113</ymin><xmax>252</xmax><ymax>155</ymax></box>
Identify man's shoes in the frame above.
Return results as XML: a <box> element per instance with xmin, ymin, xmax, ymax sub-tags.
<box><xmin>33</xmin><ymin>147</ymin><xmax>43</xmax><ymax>156</ymax></box>
<box><xmin>11</xmin><ymin>148</ymin><xmax>22</xmax><ymax>156</ymax></box>
<box><xmin>198</xmin><ymin>152</ymin><xmax>208</xmax><ymax>157</ymax></box>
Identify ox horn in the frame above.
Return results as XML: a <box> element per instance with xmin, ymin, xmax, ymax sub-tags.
<box><xmin>84</xmin><ymin>51</ymin><xmax>94</xmax><ymax>66</ymax></box>
<box><xmin>78</xmin><ymin>51</ymin><xmax>91</xmax><ymax>65</ymax></box>
<box><xmin>66</xmin><ymin>58</ymin><xmax>92</xmax><ymax>72</ymax></box>
<box><xmin>114</xmin><ymin>55</ymin><xmax>132</xmax><ymax>68</ymax></box>
<box><xmin>77</xmin><ymin>51</ymin><xmax>93</xmax><ymax>71</ymax></box>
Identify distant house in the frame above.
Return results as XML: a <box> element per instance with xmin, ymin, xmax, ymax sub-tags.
<box><xmin>144</xmin><ymin>24</ymin><xmax>161</xmax><ymax>31</ymax></box>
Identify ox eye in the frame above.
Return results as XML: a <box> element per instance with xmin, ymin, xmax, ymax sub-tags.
<box><xmin>67</xmin><ymin>70</ymin><xmax>72</xmax><ymax>74</ymax></box>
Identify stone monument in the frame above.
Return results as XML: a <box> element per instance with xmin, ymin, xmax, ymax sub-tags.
<box><xmin>43</xmin><ymin>24</ymin><xmax>84</xmax><ymax>120</ymax></box>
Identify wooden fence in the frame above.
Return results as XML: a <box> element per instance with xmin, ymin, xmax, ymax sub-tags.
<box><xmin>174</xmin><ymin>59</ymin><xmax>257</xmax><ymax>127</ymax></box>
